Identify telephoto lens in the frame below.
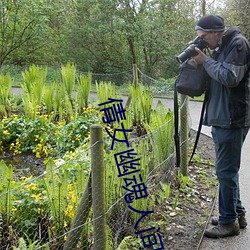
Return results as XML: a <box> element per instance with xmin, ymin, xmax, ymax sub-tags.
<box><xmin>176</xmin><ymin>36</ymin><xmax>208</xmax><ymax>63</ymax></box>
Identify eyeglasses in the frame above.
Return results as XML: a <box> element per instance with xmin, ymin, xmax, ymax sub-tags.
<box><xmin>198</xmin><ymin>32</ymin><xmax>214</xmax><ymax>40</ymax></box>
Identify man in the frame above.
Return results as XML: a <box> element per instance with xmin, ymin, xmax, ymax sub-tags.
<box><xmin>192</xmin><ymin>15</ymin><xmax>250</xmax><ymax>238</ymax></box>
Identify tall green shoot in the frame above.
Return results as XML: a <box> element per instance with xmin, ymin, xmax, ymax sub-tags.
<box><xmin>61</xmin><ymin>63</ymin><xmax>76</xmax><ymax>102</ymax></box>
<box><xmin>76</xmin><ymin>72</ymin><xmax>92</xmax><ymax>112</ymax></box>
<box><xmin>43</xmin><ymin>84</ymin><xmax>55</xmax><ymax>114</ymax></box>
<box><xmin>0</xmin><ymin>73</ymin><xmax>12</xmax><ymax>117</ymax></box>
<box><xmin>52</xmin><ymin>82</ymin><xmax>73</xmax><ymax>122</ymax></box>
<box><xmin>21</xmin><ymin>65</ymin><xmax>47</xmax><ymax>118</ymax></box>
<box><xmin>129</xmin><ymin>83</ymin><xmax>153</xmax><ymax>125</ymax></box>
<box><xmin>145</xmin><ymin>100</ymin><xmax>174</xmax><ymax>164</ymax></box>
<box><xmin>96</xmin><ymin>81</ymin><xmax>118</xmax><ymax>106</ymax></box>
<box><xmin>0</xmin><ymin>161</ymin><xmax>14</xmax><ymax>222</ymax></box>
<box><xmin>43</xmin><ymin>159</ymin><xmax>68</xmax><ymax>232</ymax></box>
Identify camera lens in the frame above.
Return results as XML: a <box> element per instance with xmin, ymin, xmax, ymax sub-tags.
<box><xmin>176</xmin><ymin>36</ymin><xmax>208</xmax><ymax>63</ymax></box>
<box><xmin>176</xmin><ymin>45</ymin><xmax>198</xmax><ymax>63</ymax></box>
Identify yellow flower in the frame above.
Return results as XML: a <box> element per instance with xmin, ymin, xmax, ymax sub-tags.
<box><xmin>3</xmin><ymin>130</ymin><xmax>9</xmax><ymax>135</ymax></box>
<box><xmin>36</xmin><ymin>152</ymin><xmax>41</xmax><ymax>159</ymax></box>
<box><xmin>26</xmin><ymin>183</ymin><xmax>37</xmax><ymax>191</ymax></box>
<box><xmin>71</xmin><ymin>195</ymin><xmax>76</xmax><ymax>204</ymax></box>
<box><xmin>42</xmin><ymin>147</ymin><xmax>49</xmax><ymax>157</ymax></box>
<box><xmin>12</xmin><ymin>207</ymin><xmax>17</xmax><ymax>212</ymax></box>
<box><xmin>65</xmin><ymin>205</ymin><xmax>74</xmax><ymax>218</ymax></box>
<box><xmin>14</xmin><ymin>149</ymin><xmax>22</xmax><ymax>155</ymax></box>
<box><xmin>32</xmin><ymin>193</ymin><xmax>42</xmax><ymax>201</ymax></box>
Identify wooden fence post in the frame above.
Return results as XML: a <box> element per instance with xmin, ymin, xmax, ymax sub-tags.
<box><xmin>133</xmin><ymin>63</ymin><xmax>138</xmax><ymax>86</ymax></box>
<box><xmin>91</xmin><ymin>124</ymin><xmax>106</xmax><ymax>250</ymax></box>
<box><xmin>126</xmin><ymin>64</ymin><xmax>138</xmax><ymax>108</ymax></box>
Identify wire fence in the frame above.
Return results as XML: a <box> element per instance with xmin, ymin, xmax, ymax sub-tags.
<box><xmin>0</xmin><ymin>64</ymin><xmax>175</xmax><ymax>97</ymax></box>
<box><xmin>0</xmin><ymin>66</ymin><xmax>190</xmax><ymax>249</ymax></box>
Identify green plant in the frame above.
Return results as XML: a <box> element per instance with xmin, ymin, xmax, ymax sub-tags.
<box><xmin>129</xmin><ymin>84</ymin><xmax>153</xmax><ymax>124</ymax></box>
<box><xmin>145</xmin><ymin>100</ymin><xmax>174</xmax><ymax>164</ymax></box>
<box><xmin>0</xmin><ymin>73</ymin><xmax>12</xmax><ymax>117</ymax></box>
<box><xmin>13</xmin><ymin>233</ymin><xmax>49</xmax><ymax>250</ymax></box>
<box><xmin>128</xmin><ymin>83</ymin><xmax>153</xmax><ymax>136</ymax></box>
<box><xmin>159</xmin><ymin>182</ymin><xmax>171</xmax><ymax>202</ymax></box>
<box><xmin>0</xmin><ymin>115</ymin><xmax>57</xmax><ymax>157</ymax></box>
<box><xmin>12</xmin><ymin>177</ymin><xmax>49</xmax><ymax>241</ymax></box>
<box><xmin>117</xmin><ymin>236</ymin><xmax>144</xmax><ymax>250</ymax></box>
<box><xmin>0</xmin><ymin>161</ymin><xmax>18</xmax><ymax>248</ymax></box>
<box><xmin>41</xmin><ymin>156</ymin><xmax>93</xmax><ymax>248</ymax></box>
<box><xmin>76</xmin><ymin>72</ymin><xmax>92</xmax><ymax>111</ymax></box>
<box><xmin>0</xmin><ymin>161</ymin><xmax>15</xmax><ymax>222</ymax></box>
<box><xmin>141</xmin><ymin>89</ymin><xmax>153</xmax><ymax>124</ymax></box>
<box><xmin>51</xmin><ymin>81</ymin><xmax>74</xmax><ymax>122</ymax></box>
<box><xmin>60</xmin><ymin>62</ymin><xmax>76</xmax><ymax>102</ymax></box>
<box><xmin>0</xmin><ymin>109</ymin><xmax>100</xmax><ymax>158</ymax></box>
<box><xmin>52</xmin><ymin>83</ymin><xmax>66</xmax><ymax>121</ymax></box>
<box><xmin>42</xmin><ymin>159</ymin><xmax>69</xmax><ymax>244</ymax></box>
<box><xmin>96</xmin><ymin>81</ymin><xmax>119</xmax><ymax>106</ymax></box>
<box><xmin>105</xmin><ymin>144</ymin><xmax>126</xmax><ymax>208</ymax></box>
<box><xmin>43</xmin><ymin>84</ymin><xmax>56</xmax><ymax>114</ymax></box>
<box><xmin>0</xmin><ymin>79</ymin><xmax>183</xmax><ymax>248</ymax></box>
<box><xmin>172</xmin><ymin>190</ymin><xmax>180</xmax><ymax>210</ymax></box>
<box><xmin>129</xmin><ymin>84</ymin><xmax>143</xmax><ymax>124</ymax></box>
<box><xmin>178</xmin><ymin>173</ymin><xmax>191</xmax><ymax>189</ymax></box>
<box><xmin>21</xmin><ymin>65</ymin><xmax>47</xmax><ymax>118</ymax></box>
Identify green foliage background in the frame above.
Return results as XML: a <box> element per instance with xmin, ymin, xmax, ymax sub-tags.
<box><xmin>0</xmin><ymin>0</ymin><xmax>247</xmax><ymax>80</ymax></box>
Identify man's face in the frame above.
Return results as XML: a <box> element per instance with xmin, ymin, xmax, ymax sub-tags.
<box><xmin>196</xmin><ymin>30</ymin><xmax>221</xmax><ymax>49</ymax></box>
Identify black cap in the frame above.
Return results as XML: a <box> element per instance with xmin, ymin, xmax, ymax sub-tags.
<box><xmin>195</xmin><ymin>15</ymin><xmax>225</xmax><ymax>32</ymax></box>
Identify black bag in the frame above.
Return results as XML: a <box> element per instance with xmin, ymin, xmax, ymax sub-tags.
<box><xmin>174</xmin><ymin>58</ymin><xmax>209</xmax><ymax>168</ymax></box>
<box><xmin>175</xmin><ymin>58</ymin><xmax>208</xmax><ymax>97</ymax></box>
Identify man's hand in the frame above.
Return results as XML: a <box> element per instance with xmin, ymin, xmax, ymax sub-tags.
<box><xmin>192</xmin><ymin>47</ymin><xmax>207</xmax><ymax>64</ymax></box>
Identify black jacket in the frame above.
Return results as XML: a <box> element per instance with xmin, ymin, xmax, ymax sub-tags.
<box><xmin>203</xmin><ymin>26</ymin><xmax>250</xmax><ymax>128</ymax></box>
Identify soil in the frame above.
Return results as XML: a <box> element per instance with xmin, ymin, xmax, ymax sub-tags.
<box><xmin>0</xmin><ymin>152</ymin><xmax>45</xmax><ymax>180</ymax></box>
<box><xmin>156</xmin><ymin>130</ymin><xmax>217</xmax><ymax>250</ymax></box>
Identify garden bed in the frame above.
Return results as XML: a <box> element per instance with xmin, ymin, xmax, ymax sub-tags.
<box><xmin>0</xmin><ymin>152</ymin><xmax>45</xmax><ymax>180</ymax></box>
<box><xmin>0</xmin><ymin>129</ymin><xmax>217</xmax><ymax>250</ymax></box>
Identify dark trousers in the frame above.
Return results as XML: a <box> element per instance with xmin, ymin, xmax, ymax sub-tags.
<box><xmin>211</xmin><ymin>126</ymin><xmax>249</xmax><ymax>225</ymax></box>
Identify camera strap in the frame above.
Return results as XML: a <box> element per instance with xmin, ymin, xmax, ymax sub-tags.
<box><xmin>189</xmin><ymin>91</ymin><xmax>208</xmax><ymax>164</ymax></box>
<box><xmin>174</xmin><ymin>85</ymin><xmax>208</xmax><ymax>168</ymax></box>
<box><xmin>174</xmin><ymin>82</ymin><xmax>181</xmax><ymax>168</ymax></box>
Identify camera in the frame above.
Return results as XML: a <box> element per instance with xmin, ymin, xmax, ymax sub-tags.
<box><xmin>176</xmin><ymin>36</ymin><xmax>208</xmax><ymax>64</ymax></box>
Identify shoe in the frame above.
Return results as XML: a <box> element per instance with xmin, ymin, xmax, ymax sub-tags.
<box><xmin>211</xmin><ymin>214</ymin><xmax>247</xmax><ymax>229</ymax></box>
<box><xmin>204</xmin><ymin>222</ymin><xmax>240</xmax><ymax>238</ymax></box>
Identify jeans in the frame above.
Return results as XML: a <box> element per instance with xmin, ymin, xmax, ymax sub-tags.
<box><xmin>211</xmin><ymin>126</ymin><xmax>249</xmax><ymax>225</ymax></box>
